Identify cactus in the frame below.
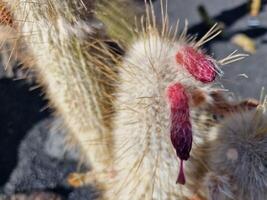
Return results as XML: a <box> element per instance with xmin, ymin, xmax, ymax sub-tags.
<box><xmin>203</xmin><ymin>101</ymin><xmax>267</xmax><ymax>200</ymax></box>
<box><xmin>104</xmin><ymin>4</ymin><xmax>246</xmax><ymax>198</ymax></box>
<box><xmin>4</xmin><ymin>0</ymin><xmax>256</xmax><ymax>199</ymax></box>
<box><xmin>186</xmin><ymin>90</ymin><xmax>260</xmax><ymax>199</ymax></box>
<box><xmin>7</xmin><ymin>0</ymin><xmax>118</xmax><ymax>180</ymax></box>
<box><xmin>6</xmin><ymin>0</ymin><xmax>149</xmax><ymax>193</ymax></box>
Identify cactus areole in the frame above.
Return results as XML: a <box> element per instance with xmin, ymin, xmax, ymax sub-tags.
<box><xmin>167</xmin><ymin>46</ymin><xmax>217</xmax><ymax>184</ymax></box>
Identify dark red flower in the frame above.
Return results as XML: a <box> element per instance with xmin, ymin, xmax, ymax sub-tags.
<box><xmin>167</xmin><ymin>83</ymin><xmax>192</xmax><ymax>184</ymax></box>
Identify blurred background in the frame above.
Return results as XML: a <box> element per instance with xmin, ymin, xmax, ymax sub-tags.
<box><xmin>0</xmin><ymin>0</ymin><xmax>266</xmax><ymax>199</ymax></box>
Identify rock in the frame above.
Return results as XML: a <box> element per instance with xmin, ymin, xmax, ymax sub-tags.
<box><xmin>44</xmin><ymin>118</ymin><xmax>81</xmax><ymax>162</ymax></box>
<box><xmin>0</xmin><ymin>78</ymin><xmax>50</xmax><ymax>186</ymax></box>
<box><xmin>3</xmin><ymin>117</ymin><xmax>96</xmax><ymax>199</ymax></box>
<box><xmin>68</xmin><ymin>186</ymin><xmax>100</xmax><ymax>200</ymax></box>
<box><xmin>3</xmin><ymin>118</ymin><xmax>78</xmax><ymax>196</ymax></box>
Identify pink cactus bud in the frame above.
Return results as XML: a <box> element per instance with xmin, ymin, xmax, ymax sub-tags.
<box><xmin>176</xmin><ymin>46</ymin><xmax>216</xmax><ymax>83</ymax></box>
